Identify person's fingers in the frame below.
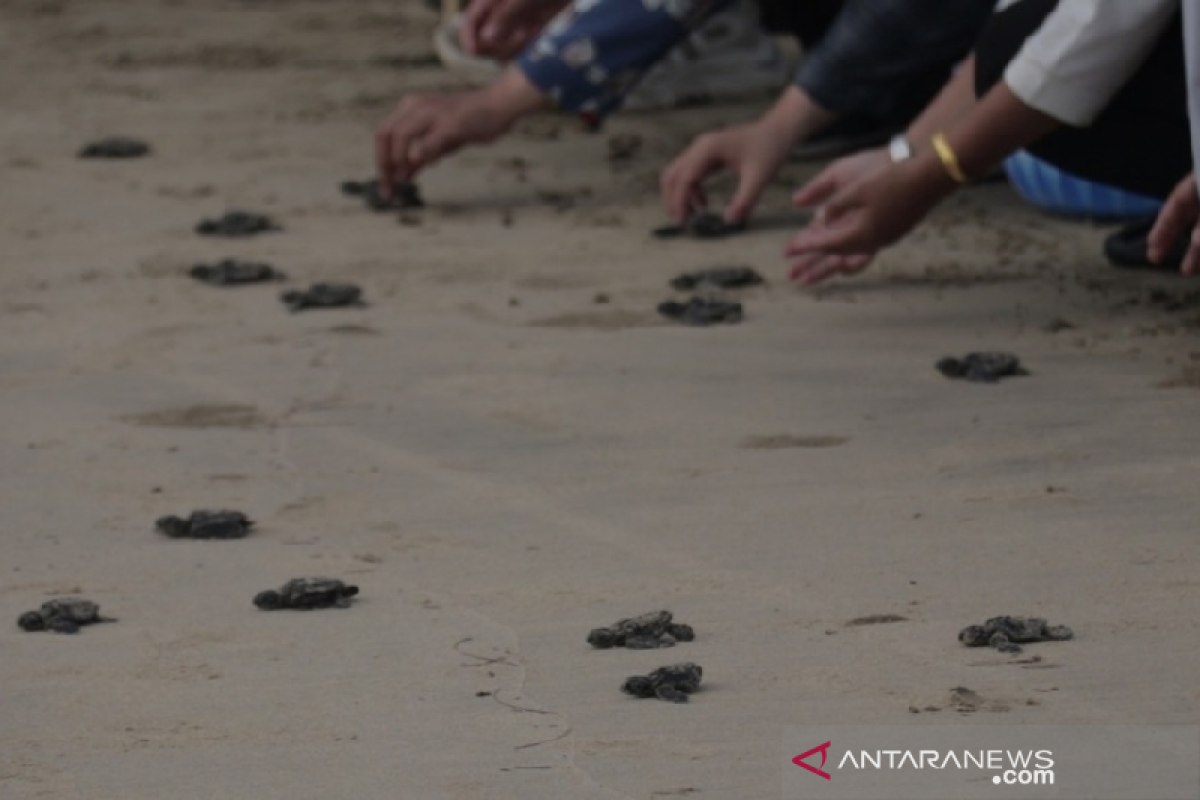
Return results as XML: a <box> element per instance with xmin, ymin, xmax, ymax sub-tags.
<box><xmin>1184</xmin><ymin>227</ymin><xmax>1200</xmax><ymax>276</ymax></box>
<box><xmin>785</xmin><ymin>212</ymin><xmax>865</xmax><ymax>257</ymax></box>
<box><xmin>787</xmin><ymin>251</ymin><xmax>827</xmax><ymax>282</ymax></box>
<box><xmin>792</xmin><ymin>166</ymin><xmax>841</xmax><ymax>208</ymax></box>
<box><xmin>672</xmin><ymin>147</ymin><xmax>725</xmax><ymax>223</ymax></box>
<box><xmin>789</xmin><ymin>253</ymin><xmax>872</xmax><ymax>286</ymax></box>
<box><xmin>1150</xmin><ymin>182</ymin><xmax>1200</xmax><ymax>263</ymax></box>
<box><xmin>725</xmin><ymin>166</ymin><xmax>768</xmax><ymax>224</ymax></box>
<box><xmin>659</xmin><ymin>164</ymin><xmax>678</xmax><ymax>220</ymax></box>
<box><xmin>374</xmin><ymin>120</ymin><xmax>397</xmax><ymax>199</ymax></box>
<box><xmin>486</xmin><ymin>26</ymin><xmax>535</xmax><ymax>60</ymax></box>
<box><xmin>409</xmin><ymin>124</ymin><xmax>461</xmax><ymax>172</ymax></box>
<box><xmin>389</xmin><ymin>113</ymin><xmax>434</xmax><ymax>183</ymax></box>
<box><xmin>375</xmin><ymin>102</ymin><xmax>418</xmax><ymax>197</ymax></box>
<box><xmin>460</xmin><ymin>0</ymin><xmax>498</xmax><ymax>53</ymax></box>
<box><xmin>663</xmin><ymin>157</ymin><xmax>701</xmax><ymax>222</ymax></box>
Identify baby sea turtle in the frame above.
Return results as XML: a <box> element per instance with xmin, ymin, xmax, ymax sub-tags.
<box><xmin>670</xmin><ymin>266</ymin><xmax>764</xmax><ymax>291</ymax></box>
<box><xmin>254</xmin><ymin>577</ymin><xmax>360</xmax><ymax>610</ymax></box>
<box><xmin>621</xmin><ymin>663</ymin><xmax>703</xmax><ymax>703</ymax></box>
<box><xmin>18</xmin><ymin>597</ymin><xmax>114</xmax><ymax>634</ymax></box>
<box><xmin>156</xmin><ymin>510</ymin><xmax>254</xmax><ymax>539</ymax></box>
<box><xmin>653</xmin><ymin>212</ymin><xmax>746</xmax><ymax>240</ymax></box>
<box><xmin>78</xmin><ymin>137</ymin><xmax>150</xmax><ymax>159</ymax></box>
<box><xmin>281</xmin><ymin>283</ymin><xmax>364</xmax><ymax>312</ymax></box>
<box><xmin>189</xmin><ymin>260</ymin><xmax>285</xmax><ymax>286</ymax></box>
<box><xmin>658</xmin><ymin>298</ymin><xmax>743</xmax><ymax>327</ymax></box>
<box><xmin>958</xmin><ymin>616</ymin><xmax>1073</xmax><ymax>654</ymax></box>
<box><xmin>341</xmin><ymin>179</ymin><xmax>424</xmax><ymax>211</ymax></box>
<box><xmin>195</xmin><ymin>211</ymin><xmax>281</xmax><ymax>238</ymax></box>
<box><xmin>936</xmin><ymin>352</ymin><xmax>1027</xmax><ymax>383</ymax></box>
<box><xmin>588</xmin><ymin>610</ymin><xmax>695</xmax><ymax>650</ymax></box>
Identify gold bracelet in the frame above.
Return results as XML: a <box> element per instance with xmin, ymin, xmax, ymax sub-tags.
<box><xmin>931</xmin><ymin>132</ymin><xmax>968</xmax><ymax>184</ymax></box>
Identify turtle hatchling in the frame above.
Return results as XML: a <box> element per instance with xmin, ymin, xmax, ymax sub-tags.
<box><xmin>195</xmin><ymin>210</ymin><xmax>281</xmax><ymax>237</ymax></box>
<box><xmin>670</xmin><ymin>266</ymin><xmax>763</xmax><ymax>292</ymax></box>
<box><xmin>78</xmin><ymin>137</ymin><xmax>150</xmax><ymax>159</ymax></box>
<box><xmin>156</xmin><ymin>510</ymin><xmax>254</xmax><ymax>539</ymax></box>
<box><xmin>254</xmin><ymin>577</ymin><xmax>359</xmax><ymax>610</ymax></box>
<box><xmin>190</xmin><ymin>259</ymin><xmax>285</xmax><ymax>286</ymax></box>
<box><xmin>622</xmin><ymin>663</ymin><xmax>703</xmax><ymax>703</ymax></box>
<box><xmin>341</xmin><ymin>179</ymin><xmax>424</xmax><ymax>211</ymax></box>
<box><xmin>281</xmin><ymin>283</ymin><xmax>364</xmax><ymax>312</ymax></box>
<box><xmin>658</xmin><ymin>297</ymin><xmax>743</xmax><ymax>327</ymax></box>
<box><xmin>588</xmin><ymin>610</ymin><xmax>695</xmax><ymax>650</ymax></box>
<box><xmin>936</xmin><ymin>352</ymin><xmax>1027</xmax><ymax>383</ymax></box>
<box><xmin>653</xmin><ymin>212</ymin><xmax>746</xmax><ymax>240</ymax></box>
<box><xmin>18</xmin><ymin>597</ymin><xmax>114</xmax><ymax>634</ymax></box>
<box><xmin>958</xmin><ymin>616</ymin><xmax>1073</xmax><ymax>654</ymax></box>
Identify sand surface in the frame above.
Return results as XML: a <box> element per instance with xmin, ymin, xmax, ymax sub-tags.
<box><xmin>3</xmin><ymin>1</ymin><xmax>1200</xmax><ymax>798</ymax></box>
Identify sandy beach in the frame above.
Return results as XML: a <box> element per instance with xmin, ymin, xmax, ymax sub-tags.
<box><xmin>3</xmin><ymin>1</ymin><xmax>1200</xmax><ymax>798</ymax></box>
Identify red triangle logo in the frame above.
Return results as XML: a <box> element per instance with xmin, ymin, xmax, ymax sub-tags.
<box><xmin>793</xmin><ymin>741</ymin><xmax>832</xmax><ymax>780</ymax></box>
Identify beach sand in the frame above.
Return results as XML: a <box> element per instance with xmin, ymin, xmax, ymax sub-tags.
<box><xmin>2</xmin><ymin>1</ymin><xmax>1199</xmax><ymax>798</ymax></box>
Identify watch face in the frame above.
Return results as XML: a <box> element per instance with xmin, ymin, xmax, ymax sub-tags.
<box><xmin>889</xmin><ymin>135</ymin><xmax>913</xmax><ymax>163</ymax></box>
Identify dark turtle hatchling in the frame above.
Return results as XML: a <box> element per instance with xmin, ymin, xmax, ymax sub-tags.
<box><xmin>622</xmin><ymin>663</ymin><xmax>703</xmax><ymax>703</ymax></box>
<box><xmin>18</xmin><ymin>597</ymin><xmax>114</xmax><ymax>634</ymax></box>
<box><xmin>189</xmin><ymin>260</ymin><xmax>285</xmax><ymax>286</ymax></box>
<box><xmin>958</xmin><ymin>616</ymin><xmax>1073</xmax><ymax>654</ymax></box>
<box><xmin>156</xmin><ymin>510</ymin><xmax>254</xmax><ymax>539</ymax></box>
<box><xmin>78</xmin><ymin>137</ymin><xmax>150</xmax><ymax>159</ymax></box>
<box><xmin>281</xmin><ymin>283</ymin><xmax>364</xmax><ymax>312</ymax></box>
<box><xmin>254</xmin><ymin>577</ymin><xmax>359</xmax><ymax>610</ymax></box>
<box><xmin>588</xmin><ymin>610</ymin><xmax>695</xmax><ymax>650</ymax></box>
<box><xmin>653</xmin><ymin>212</ymin><xmax>746</xmax><ymax>240</ymax></box>
<box><xmin>936</xmin><ymin>352</ymin><xmax>1027</xmax><ymax>383</ymax></box>
<box><xmin>195</xmin><ymin>211</ymin><xmax>281</xmax><ymax>237</ymax></box>
<box><xmin>669</xmin><ymin>266</ymin><xmax>764</xmax><ymax>292</ymax></box>
<box><xmin>341</xmin><ymin>179</ymin><xmax>424</xmax><ymax>211</ymax></box>
<box><xmin>658</xmin><ymin>298</ymin><xmax>743</xmax><ymax>327</ymax></box>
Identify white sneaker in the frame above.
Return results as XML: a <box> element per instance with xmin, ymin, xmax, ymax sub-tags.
<box><xmin>623</xmin><ymin>0</ymin><xmax>791</xmax><ymax>110</ymax></box>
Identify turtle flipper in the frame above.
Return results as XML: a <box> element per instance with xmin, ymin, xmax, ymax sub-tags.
<box><xmin>989</xmin><ymin>633</ymin><xmax>1022</xmax><ymax>654</ymax></box>
<box><xmin>655</xmin><ymin>685</ymin><xmax>690</xmax><ymax>703</ymax></box>
<box><xmin>1043</xmin><ymin>624</ymin><xmax>1074</xmax><ymax>641</ymax></box>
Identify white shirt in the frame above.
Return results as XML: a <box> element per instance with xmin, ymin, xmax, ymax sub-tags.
<box><xmin>1185</xmin><ymin>0</ymin><xmax>1200</xmax><ymax>168</ymax></box>
<box><xmin>1002</xmin><ymin>0</ymin><xmax>1178</xmax><ymax>127</ymax></box>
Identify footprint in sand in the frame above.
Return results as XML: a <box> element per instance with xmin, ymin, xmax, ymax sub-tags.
<box><xmin>740</xmin><ymin>434</ymin><xmax>849</xmax><ymax>450</ymax></box>
<box><xmin>528</xmin><ymin>309</ymin><xmax>659</xmax><ymax>331</ymax></box>
<box><xmin>845</xmin><ymin>614</ymin><xmax>909</xmax><ymax>627</ymax></box>
<box><xmin>122</xmin><ymin>403</ymin><xmax>268</xmax><ymax>429</ymax></box>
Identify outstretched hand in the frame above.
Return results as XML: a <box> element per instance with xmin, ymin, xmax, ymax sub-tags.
<box><xmin>661</xmin><ymin>120</ymin><xmax>800</xmax><ymax>226</ymax></box>
<box><xmin>786</xmin><ymin>152</ymin><xmax>954</xmax><ymax>285</ymax></box>
<box><xmin>1149</xmin><ymin>173</ymin><xmax>1200</xmax><ymax>275</ymax></box>
<box><xmin>375</xmin><ymin>90</ymin><xmax>513</xmax><ymax>193</ymax></box>
<box><xmin>374</xmin><ymin>70</ymin><xmax>544</xmax><ymax>195</ymax></box>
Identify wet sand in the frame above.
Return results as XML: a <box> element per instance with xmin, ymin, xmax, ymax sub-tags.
<box><xmin>3</xmin><ymin>2</ymin><xmax>1200</xmax><ymax>798</ymax></box>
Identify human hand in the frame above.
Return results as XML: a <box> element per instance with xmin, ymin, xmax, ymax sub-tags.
<box><xmin>375</xmin><ymin>70</ymin><xmax>544</xmax><ymax>194</ymax></box>
<box><xmin>1149</xmin><ymin>173</ymin><xmax>1200</xmax><ymax>275</ymax></box>
<box><xmin>660</xmin><ymin>119</ymin><xmax>798</xmax><ymax>225</ymax></box>
<box><xmin>460</xmin><ymin>0</ymin><xmax>571</xmax><ymax>60</ymax></box>
<box><xmin>790</xmin><ymin>147</ymin><xmax>890</xmax><ymax>212</ymax></box>
<box><xmin>785</xmin><ymin>155</ymin><xmax>954</xmax><ymax>285</ymax></box>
